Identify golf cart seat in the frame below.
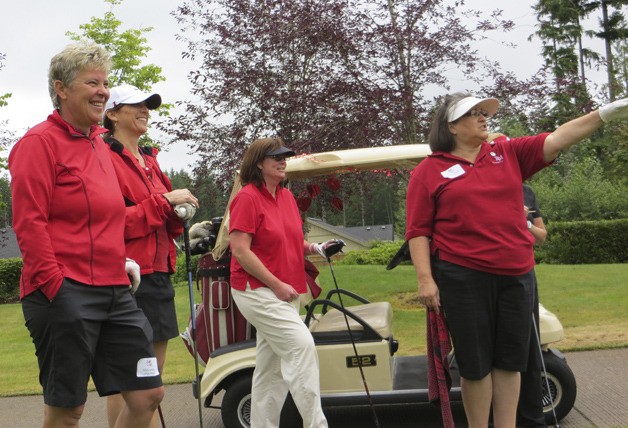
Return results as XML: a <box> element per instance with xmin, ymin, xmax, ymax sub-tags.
<box><xmin>307</xmin><ymin>300</ymin><xmax>393</xmax><ymax>338</ymax></box>
<box><xmin>300</xmin><ymin>282</ymin><xmax>393</xmax><ymax>338</ymax></box>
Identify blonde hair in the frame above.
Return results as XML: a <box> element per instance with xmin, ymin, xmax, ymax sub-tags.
<box><xmin>48</xmin><ymin>42</ymin><xmax>111</xmax><ymax>109</ymax></box>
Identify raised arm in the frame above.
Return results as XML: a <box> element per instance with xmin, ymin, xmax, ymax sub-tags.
<box><xmin>543</xmin><ymin>98</ymin><xmax>628</xmax><ymax>162</ymax></box>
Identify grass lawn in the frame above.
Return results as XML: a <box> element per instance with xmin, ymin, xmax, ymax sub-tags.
<box><xmin>1</xmin><ymin>263</ymin><xmax>626</xmax><ymax>397</ymax></box>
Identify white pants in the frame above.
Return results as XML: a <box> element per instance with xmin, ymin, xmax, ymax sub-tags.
<box><xmin>231</xmin><ymin>285</ymin><xmax>328</xmax><ymax>428</ymax></box>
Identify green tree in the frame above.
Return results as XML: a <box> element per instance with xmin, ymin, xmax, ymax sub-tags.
<box><xmin>66</xmin><ymin>0</ymin><xmax>169</xmax><ymax>148</ymax></box>
<box><xmin>167</xmin><ymin>167</ymin><xmax>231</xmax><ymax>224</ymax></box>
<box><xmin>0</xmin><ymin>176</ymin><xmax>11</xmax><ymax>228</ymax></box>
<box><xmin>533</xmin><ymin>0</ymin><xmax>628</xmax><ymax>103</ymax></box>
<box><xmin>530</xmin><ymin>152</ymin><xmax>628</xmax><ymax>221</ymax></box>
<box><xmin>191</xmin><ymin>170</ymin><xmax>230</xmax><ymax>223</ymax></box>
<box><xmin>0</xmin><ymin>52</ymin><xmax>14</xmax><ymax>156</ymax></box>
<box><xmin>531</xmin><ymin>0</ymin><xmax>595</xmax><ymax>125</ymax></box>
<box><xmin>589</xmin><ymin>0</ymin><xmax>628</xmax><ymax>100</ymax></box>
<box><xmin>66</xmin><ymin>0</ymin><xmax>165</xmax><ymax>92</ymax></box>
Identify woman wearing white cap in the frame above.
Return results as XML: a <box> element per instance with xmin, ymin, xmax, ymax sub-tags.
<box><xmin>103</xmin><ymin>84</ymin><xmax>199</xmax><ymax>428</ymax></box>
<box><xmin>406</xmin><ymin>92</ymin><xmax>628</xmax><ymax>427</ymax></box>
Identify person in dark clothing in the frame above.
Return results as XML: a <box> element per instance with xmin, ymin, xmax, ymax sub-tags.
<box><xmin>519</xmin><ymin>183</ymin><xmax>548</xmax><ymax>427</ymax></box>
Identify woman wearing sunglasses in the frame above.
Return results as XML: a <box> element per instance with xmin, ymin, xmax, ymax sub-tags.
<box><xmin>406</xmin><ymin>92</ymin><xmax>628</xmax><ymax>427</ymax></box>
<box><xmin>228</xmin><ymin>137</ymin><xmax>330</xmax><ymax>428</ymax></box>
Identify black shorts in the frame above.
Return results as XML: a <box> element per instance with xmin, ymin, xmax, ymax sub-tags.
<box><xmin>433</xmin><ymin>258</ymin><xmax>534</xmax><ymax>380</ymax></box>
<box><xmin>21</xmin><ymin>278</ymin><xmax>162</xmax><ymax>408</ymax></box>
<box><xmin>133</xmin><ymin>272</ymin><xmax>179</xmax><ymax>342</ymax></box>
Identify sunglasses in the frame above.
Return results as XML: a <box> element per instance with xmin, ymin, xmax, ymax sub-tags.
<box><xmin>463</xmin><ymin>109</ymin><xmax>490</xmax><ymax>118</ymax></box>
<box><xmin>266</xmin><ymin>154</ymin><xmax>289</xmax><ymax>162</ymax></box>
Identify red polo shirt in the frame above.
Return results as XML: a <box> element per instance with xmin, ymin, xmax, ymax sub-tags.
<box><xmin>229</xmin><ymin>183</ymin><xmax>307</xmax><ymax>293</ymax></box>
<box><xmin>406</xmin><ymin>133</ymin><xmax>552</xmax><ymax>275</ymax></box>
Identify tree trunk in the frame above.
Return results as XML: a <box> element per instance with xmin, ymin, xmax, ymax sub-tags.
<box><xmin>601</xmin><ymin>0</ymin><xmax>616</xmax><ymax>100</ymax></box>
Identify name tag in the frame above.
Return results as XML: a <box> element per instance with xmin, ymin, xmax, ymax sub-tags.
<box><xmin>441</xmin><ymin>164</ymin><xmax>465</xmax><ymax>179</ymax></box>
<box><xmin>137</xmin><ymin>357</ymin><xmax>160</xmax><ymax>377</ymax></box>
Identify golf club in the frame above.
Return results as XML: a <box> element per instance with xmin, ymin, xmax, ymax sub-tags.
<box><xmin>177</xmin><ymin>204</ymin><xmax>204</xmax><ymax>428</ymax></box>
<box><xmin>531</xmin><ymin>309</ymin><xmax>560</xmax><ymax>428</ymax></box>
<box><xmin>321</xmin><ymin>239</ymin><xmax>381</xmax><ymax>428</ymax></box>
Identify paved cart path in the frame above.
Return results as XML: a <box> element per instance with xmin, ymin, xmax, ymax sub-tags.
<box><xmin>1</xmin><ymin>348</ymin><xmax>626</xmax><ymax>427</ymax></box>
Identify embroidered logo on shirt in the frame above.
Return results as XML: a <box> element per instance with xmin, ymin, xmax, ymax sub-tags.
<box><xmin>489</xmin><ymin>151</ymin><xmax>504</xmax><ymax>164</ymax></box>
<box><xmin>440</xmin><ymin>164</ymin><xmax>465</xmax><ymax>179</ymax></box>
<box><xmin>137</xmin><ymin>357</ymin><xmax>160</xmax><ymax>377</ymax></box>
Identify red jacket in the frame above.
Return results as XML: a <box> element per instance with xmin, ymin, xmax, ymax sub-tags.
<box><xmin>9</xmin><ymin>111</ymin><xmax>129</xmax><ymax>300</ymax></box>
<box><xmin>106</xmin><ymin>138</ymin><xmax>182</xmax><ymax>275</ymax></box>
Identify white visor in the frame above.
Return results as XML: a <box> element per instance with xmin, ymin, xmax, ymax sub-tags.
<box><xmin>447</xmin><ymin>96</ymin><xmax>499</xmax><ymax>122</ymax></box>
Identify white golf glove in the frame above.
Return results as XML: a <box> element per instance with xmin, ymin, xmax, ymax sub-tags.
<box><xmin>125</xmin><ymin>258</ymin><xmax>141</xmax><ymax>294</ymax></box>
<box><xmin>174</xmin><ymin>203</ymin><xmax>197</xmax><ymax>222</ymax></box>
<box><xmin>599</xmin><ymin>98</ymin><xmax>628</xmax><ymax>123</ymax></box>
<box><xmin>309</xmin><ymin>239</ymin><xmax>341</xmax><ymax>258</ymax></box>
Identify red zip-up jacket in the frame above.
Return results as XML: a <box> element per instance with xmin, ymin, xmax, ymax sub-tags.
<box><xmin>106</xmin><ymin>138</ymin><xmax>182</xmax><ymax>275</ymax></box>
<box><xmin>9</xmin><ymin>111</ymin><xmax>129</xmax><ymax>300</ymax></box>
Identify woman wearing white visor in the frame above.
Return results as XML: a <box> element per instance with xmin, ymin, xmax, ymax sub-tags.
<box><xmin>406</xmin><ymin>93</ymin><xmax>628</xmax><ymax>427</ymax></box>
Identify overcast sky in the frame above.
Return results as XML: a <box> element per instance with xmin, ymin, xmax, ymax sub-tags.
<box><xmin>0</xmin><ymin>0</ymin><xmax>604</xmax><ymax>173</ymax></box>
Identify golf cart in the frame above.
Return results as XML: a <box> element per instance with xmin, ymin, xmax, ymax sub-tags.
<box><xmin>182</xmin><ymin>144</ymin><xmax>577</xmax><ymax>427</ymax></box>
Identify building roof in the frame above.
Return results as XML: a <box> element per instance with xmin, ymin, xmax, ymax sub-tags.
<box><xmin>306</xmin><ymin>218</ymin><xmax>394</xmax><ymax>245</ymax></box>
<box><xmin>0</xmin><ymin>227</ymin><xmax>22</xmax><ymax>259</ymax></box>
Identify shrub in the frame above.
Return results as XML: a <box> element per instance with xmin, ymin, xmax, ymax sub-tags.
<box><xmin>541</xmin><ymin>219</ymin><xmax>628</xmax><ymax>264</ymax></box>
<box><xmin>338</xmin><ymin>240</ymin><xmax>405</xmax><ymax>266</ymax></box>
<box><xmin>338</xmin><ymin>219</ymin><xmax>628</xmax><ymax>266</ymax></box>
<box><xmin>173</xmin><ymin>252</ymin><xmax>202</xmax><ymax>284</ymax></box>
<box><xmin>0</xmin><ymin>258</ymin><xmax>22</xmax><ymax>302</ymax></box>
<box><xmin>531</xmin><ymin>155</ymin><xmax>628</xmax><ymax>221</ymax></box>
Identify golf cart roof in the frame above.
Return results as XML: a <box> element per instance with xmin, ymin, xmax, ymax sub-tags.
<box><xmin>285</xmin><ymin>144</ymin><xmax>432</xmax><ymax>180</ymax></box>
<box><xmin>211</xmin><ymin>143</ymin><xmax>432</xmax><ymax>260</ymax></box>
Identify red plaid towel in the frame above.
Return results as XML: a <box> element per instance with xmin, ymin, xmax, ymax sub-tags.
<box><xmin>426</xmin><ymin>308</ymin><xmax>454</xmax><ymax>428</ymax></box>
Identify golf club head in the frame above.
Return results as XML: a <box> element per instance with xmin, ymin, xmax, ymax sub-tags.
<box><xmin>323</xmin><ymin>239</ymin><xmax>345</xmax><ymax>259</ymax></box>
<box><xmin>386</xmin><ymin>240</ymin><xmax>411</xmax><ymax>270</ymax></box>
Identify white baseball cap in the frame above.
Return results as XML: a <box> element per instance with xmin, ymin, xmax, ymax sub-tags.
<box><xmin>105</xmin><ymin>84</ymin><xmax>162</xmax><ymax>113</ymax></box>
<box><xmin>447</xmin><ymin>96</ymin><xmax>499</xmax><ymax>122</ymax></box>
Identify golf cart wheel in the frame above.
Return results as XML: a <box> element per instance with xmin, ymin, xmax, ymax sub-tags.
<box><xmin>221</xmin><ymin>376</ymin><xmax>252</xmax><ymax>428</ymax></box>
<box><xmin>541</xmin><ymin>351</ymin><xmax>577</xmax><ymax>424</ymax></box>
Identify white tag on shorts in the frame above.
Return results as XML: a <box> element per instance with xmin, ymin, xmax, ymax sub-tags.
<box><xmin>136</xmin><ymin>357</ymin><xmax>160</xmax><ymax>377</ymax></box>
<box><xmin>440</xmin><ymin>164</ymin><xmax>465</xmax><ymax>179</ymax></box>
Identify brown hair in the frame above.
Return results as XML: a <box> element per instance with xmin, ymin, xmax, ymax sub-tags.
<box><xmin>428</xmin><ymin>92</ymin><xmax>471</xmax><ymax>152</ymax></box>
<box><xmin>239</xmin><ymin>137</ymin><xmax>286</xmax><ymax>187</ymax></box>
<box><xmin>102</xmin><ymin>106</ymin><xmax>121</xmax><ymax>137</ymax></box>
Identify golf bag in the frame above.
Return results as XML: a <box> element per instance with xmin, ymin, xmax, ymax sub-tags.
<box><xmin>181</xmin><ymin>253</ymin><xmax>255</xmax><ymax>364</ymax></box>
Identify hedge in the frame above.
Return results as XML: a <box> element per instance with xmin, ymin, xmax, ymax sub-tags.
<box><xmin>0</xmin><ymin>258</ymin><xmax>22</xmax><ymax>303</ymax></box>
<box><xmin>1</xmin><ymin>219</ymin><xmax>626</xmax><ymax>301</ymax></box>
<box><xmin>339</xmin><ymin>219</ymin><xmax>628</xmax><ymax>266</ymax></box>
<box><xmin>538</xmin><ymin>218</ymin><xmax>628</xmax><ymax>264</ymax></box>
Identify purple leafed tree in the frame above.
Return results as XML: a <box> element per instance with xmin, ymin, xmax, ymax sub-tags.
<box><xmin>164</xmin><ymin>0</ymin><xmax>528</xmax><ymax>184</ymax></box>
